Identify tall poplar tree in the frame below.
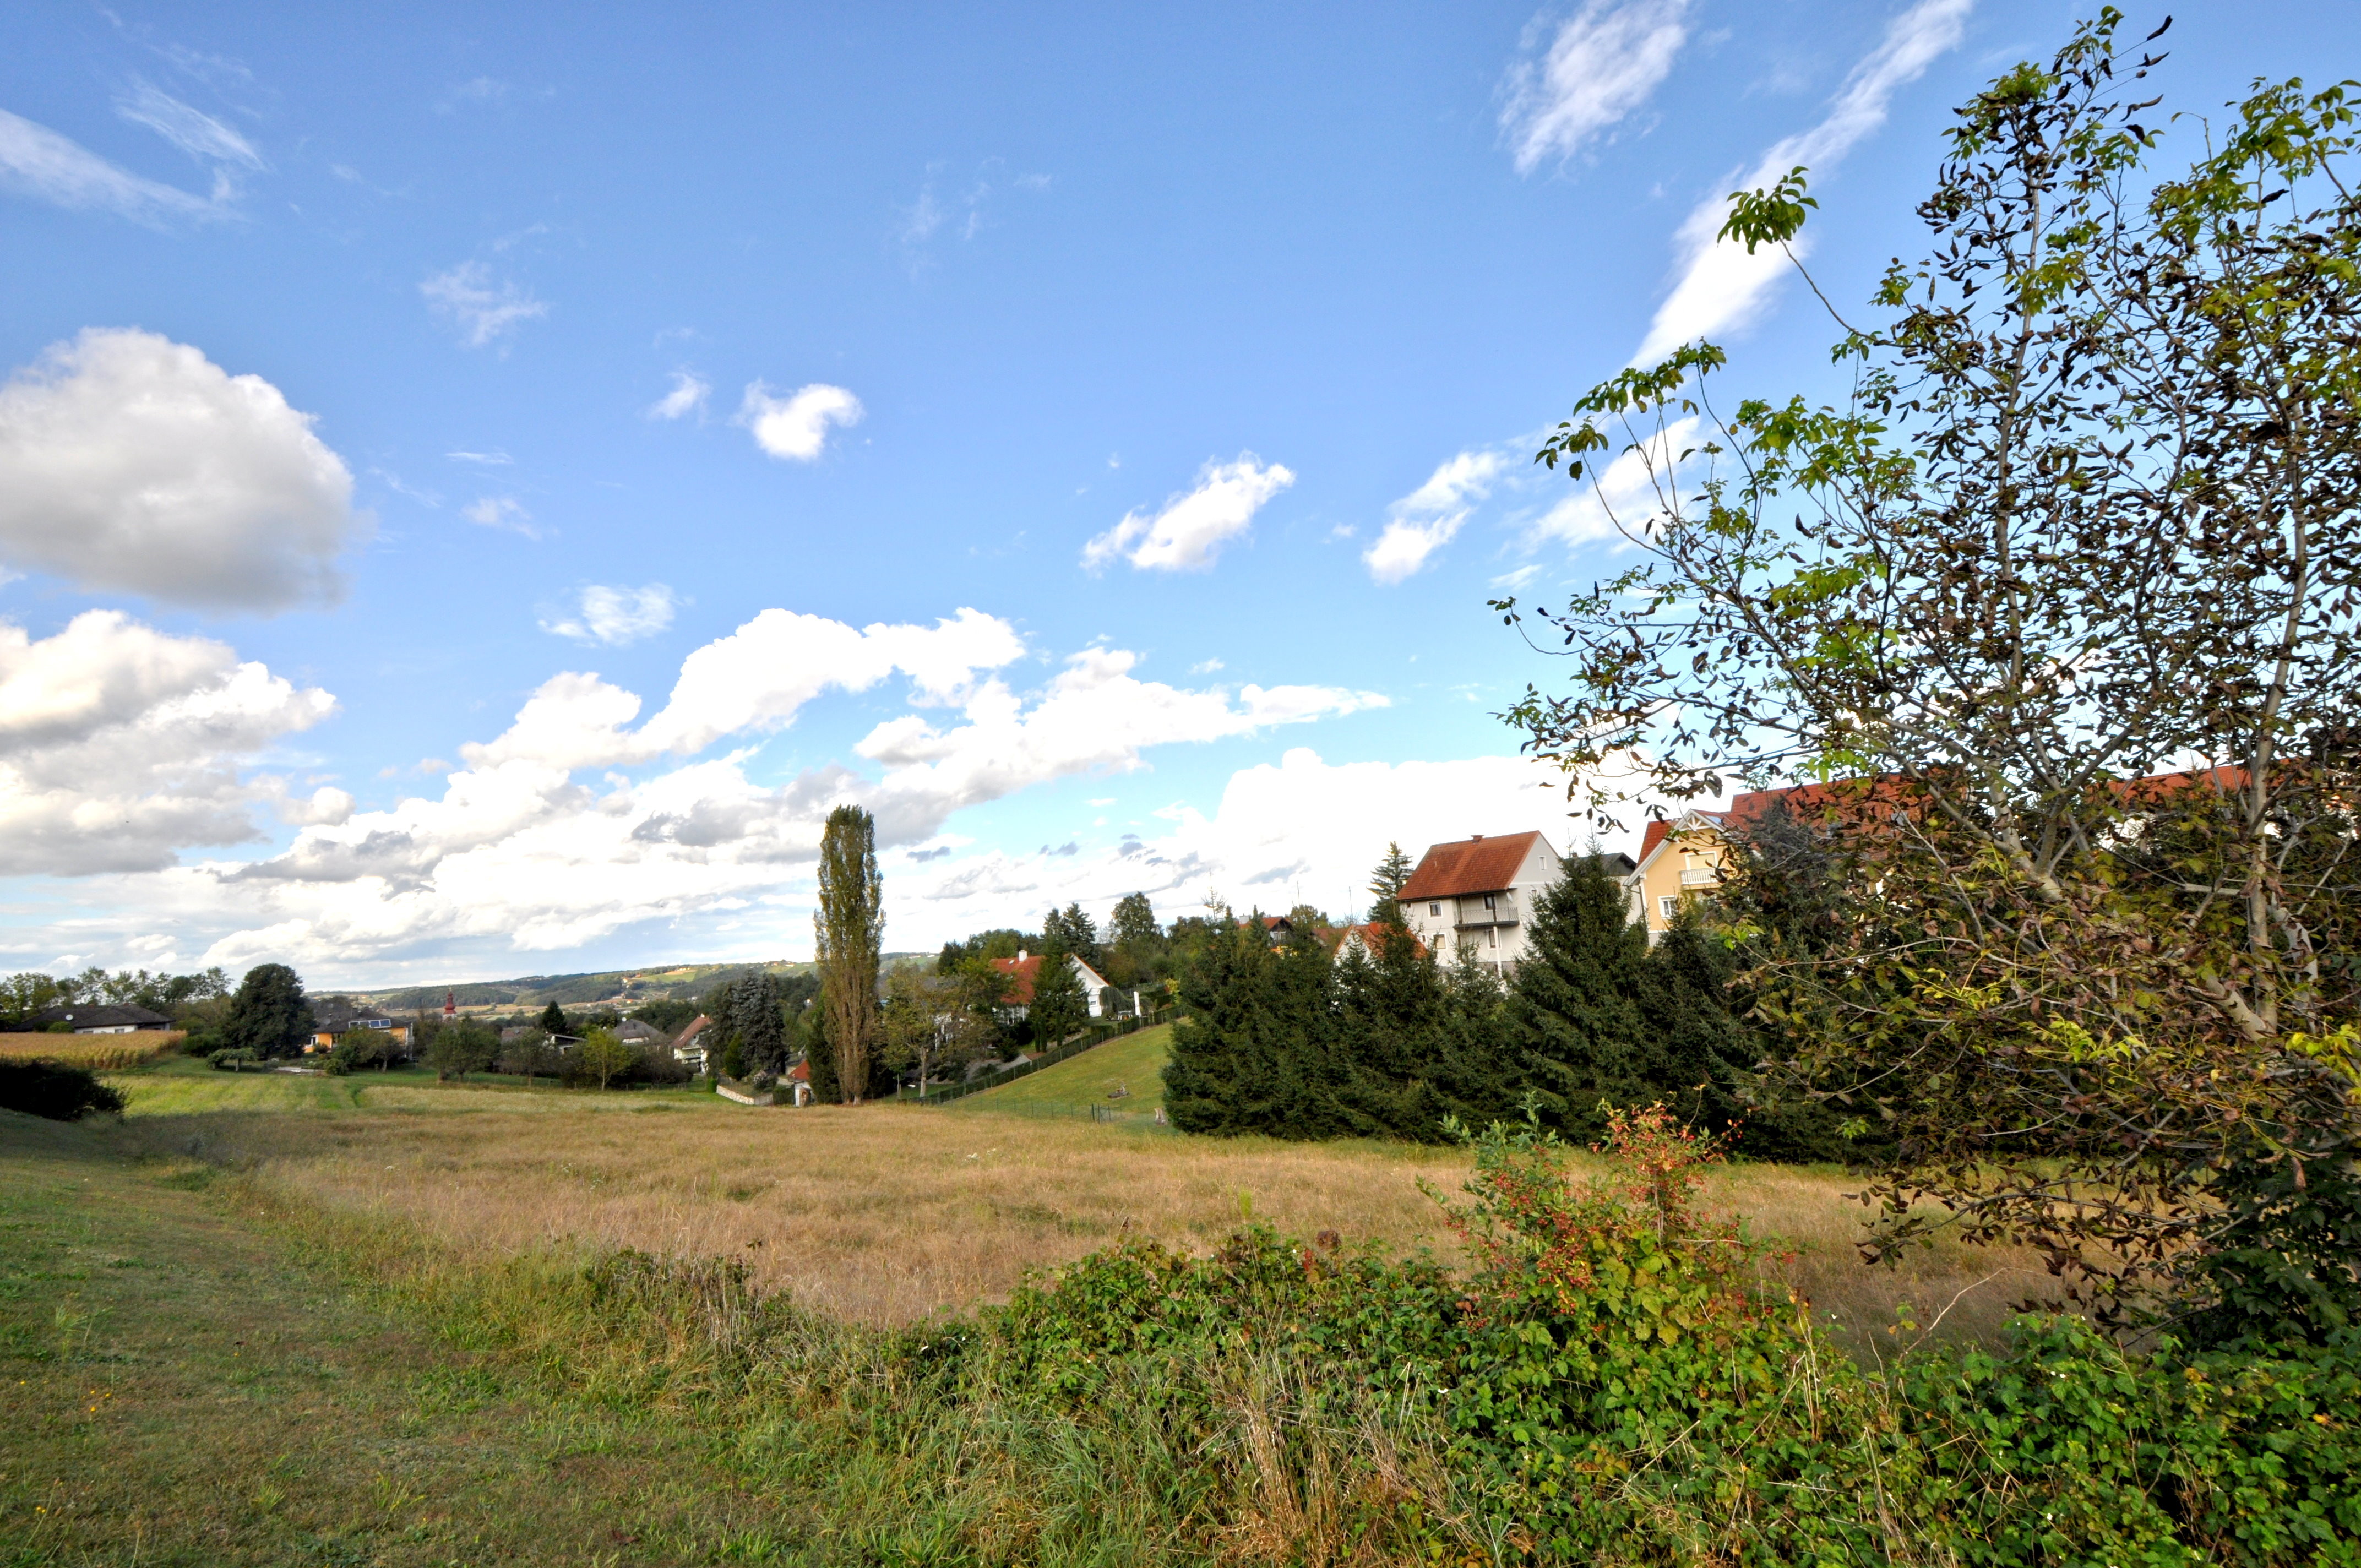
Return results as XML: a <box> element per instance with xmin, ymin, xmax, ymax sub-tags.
<box><xmin>814</xmin><ymin>804</ymin><xmax>883</xmax><ymax>1104</ymax></box>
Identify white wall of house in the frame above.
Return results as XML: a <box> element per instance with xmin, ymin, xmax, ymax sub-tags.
<box><xmin>1400</xmin><ymin>834</ymin><xmax>1565</xmax><ymax>972</ymax></box>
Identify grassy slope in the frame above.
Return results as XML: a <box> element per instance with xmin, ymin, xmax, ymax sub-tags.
<box><xmin>0</xmin><ymin>1110</ymin><xmax>788</xmax><ymax>1567</ymax></box>
<box><xmin>954</xmin><ymin>1025</ymin><xmax>1173</xmax><ymax>1119</ymax></box>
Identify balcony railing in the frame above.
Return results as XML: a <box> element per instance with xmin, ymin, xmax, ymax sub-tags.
<box><xmin>1454</xmin><ymin>894</ymin><xmax>1519</xmax><ymax>927</ymax></box>
<box><xmin>1679</xmin><ymin>868</ymin><xmax>1721</xmax><ymax>886</ymax></box>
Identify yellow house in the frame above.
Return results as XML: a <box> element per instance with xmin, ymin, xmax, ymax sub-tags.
<box><xmin>1625</xmin><ymin>809</ymin><xmax>1736</xmax><ymax>941</ymax></box>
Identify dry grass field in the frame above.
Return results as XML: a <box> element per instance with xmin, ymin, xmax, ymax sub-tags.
<box><xmin>1</xmin><ymin>1029</ymin><xmax>182</xmax><ymax>1070</ymax></box>
<box><xmin>107</xmin><ymin>1059</ymin><xmax>2052</xmax><ymax>1347</ymax></box>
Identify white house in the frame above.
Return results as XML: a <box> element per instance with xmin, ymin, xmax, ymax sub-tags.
<box><xmin>989</xmin><ymin>949</ymin><xmax>1121</xmax><ymax>1020</ymax></box>
<box><xmin>1396</xmin><ymin>832</ymin><xmax>1640</xmax><ymax>972</ymax></box>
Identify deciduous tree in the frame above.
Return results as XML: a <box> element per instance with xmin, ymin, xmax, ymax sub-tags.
<box><xmin>815</xmin><ymin>804</ymin><xmax>883</xmax><ymax>1104</ymax></box>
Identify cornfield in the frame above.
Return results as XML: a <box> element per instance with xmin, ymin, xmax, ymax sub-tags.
<box><xmin>0</xmin><ymin>1031</ymin><xmax>184</xmax><ymax>1071</ymax></box>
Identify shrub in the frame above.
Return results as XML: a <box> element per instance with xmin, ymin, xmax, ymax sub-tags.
<box><xmin>0</xmin><ymin>1059</ymin><xmax>126</xmax><ymax>1120</ymax></box>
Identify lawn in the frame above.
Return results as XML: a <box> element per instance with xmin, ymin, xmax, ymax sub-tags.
<box><xmin>951</xmin><ymin>1022</ymin><xmax>1174</xmax><ymax>1120</ymax></box>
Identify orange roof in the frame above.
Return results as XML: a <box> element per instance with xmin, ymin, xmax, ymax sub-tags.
<box><xmin>1330</xmin><ymin>922</ymin><xmax>1427</xmax><ymax>959</ymax></box>
<box><xmin>1398</xmin><ymin>831</ymin><xmax>1546</xmax><ymax>901</ymax></box>
<box><xmin>991</xmin><ymin>953</ymin><xmax>1043</xmax><ymax>1004</ymax></box>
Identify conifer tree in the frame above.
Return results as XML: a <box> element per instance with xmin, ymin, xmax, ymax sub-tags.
<box><xmin>1331</xmin><ymin>918</ymin><xmax>1449</xmax><ymax>1140</ymax></box>
<box><xmin>1025</xmin><ymin>944</ymin><xmax>1090</xmax><ymax>1049</ymax></box>
<box><xmin>1633</xmin><ymin>908</ymin><xmax>1753</xmax><ymax>1133</ymax></box>
<box><xmin>1503</xmin><ymin>851</ymin><xmax>1652</xmax><ymax>1136</ymax></box>
<box><xmin>538</xmin><ymin>1000</ymin><xmax>568</xmax><ymax>1037</ymax></box>
<box><xmin>1368</xmin><ymin>842</ymin><xmax>1415</xmax><ymax>923</ymax></box>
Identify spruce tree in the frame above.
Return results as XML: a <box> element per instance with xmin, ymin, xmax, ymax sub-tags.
<box><xmin>732</xmin><ymin>972</ymin><xmax>787</xmax><ymax>1072</ymax></box>
<box><xmin>1330</xmin><ymin>917</ymin><xmax>1449</xmax><ymax>1140</ymax></box>
<box><xmin>539</xmin><ymin>1000</ymin><xmax>568</xmax><ymax>1037</ymax></box>
<box><xmin>1633</xmin><ymin>908</ymin><xmax>1753</xmax><ymax>1133</ymax></box>
<box><xmin>1025</xmin><ymin>945</ymin><xmax>1090</xmax><ymax>1049</ymax></box>
<box><xmin>1503</xmin><ymin>852</ymin><xmax>1652</xmax><ymax>1137</ymax></box>
<box><xmin>1368</xmin><ymin>842</ymin><xmax>1415</xmax><ymax>924</ymax></box>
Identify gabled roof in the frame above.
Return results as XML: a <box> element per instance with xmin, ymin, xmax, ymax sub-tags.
<box><xmin>992</xmin><ymin>951</ymin><xmax>1111</xmax><ymax>1004</ymax></box>
<box><xmin>1635</xmin><ymin>810</ymin><xmax>1728</xmax><ymax>867</ymax></box>
<box><xmin>1327</xmin><ymin>922</ymin><xmax>1428</xmax><ymax>959</ymax></box>
<box><xmin>1398</xmin><ymin>831</ymin><xmax>1552</xmax><ymax>901</ymax></box>
<box><xmin>32</xmin><ymin>1003</ymin><xmax>172</xmax><ymax>1030</ymax></box>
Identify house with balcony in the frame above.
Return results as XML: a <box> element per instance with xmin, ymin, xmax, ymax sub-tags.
<box><xmin>1399</xmin><ymin>832</ymin><xmax>1635</xmax><ymax>972</ymax></box>
<box><xmin>1626</xmin><ymin>809</ymin><xmax>1738</xmax><ymax>942</ymax></box>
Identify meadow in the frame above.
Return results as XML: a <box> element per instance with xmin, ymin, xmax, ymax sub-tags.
<box><xmin>4</xmin><ymin>1041</ymin><xmax>2324</xmax><ymax>1566</ymax></box>
<box><xmin>101</xmin><ymin>1035</ymin><xmax>2044</xmax><ymax>1342</ymax></box>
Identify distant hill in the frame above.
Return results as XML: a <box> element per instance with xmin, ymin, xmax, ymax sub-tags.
<box><xmin>359</xmin><ymin>955</ymin><xmax>932</xmax><ymax>1014</ymax></box>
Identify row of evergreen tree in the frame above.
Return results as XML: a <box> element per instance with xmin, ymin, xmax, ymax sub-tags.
<box><xmin>1161</xmin><ymin>852</ymin><xmax>1843</xmax><ymax>1156</ymax></box>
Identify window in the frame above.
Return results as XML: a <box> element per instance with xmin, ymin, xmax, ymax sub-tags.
<box><xmin>1482</xmin><ymin>894</ymin><xmax>1496</xmax><ymax>911</ymax></box>
<box><xmin>1428</xmin><ymin>902</ymin><xmax>1440</xmax><ymax>917</ymax></box>
<box><xmin>1659</xmin><ymin>895</ymin><xmax>1679</xmax><ymax>922</ymax></box>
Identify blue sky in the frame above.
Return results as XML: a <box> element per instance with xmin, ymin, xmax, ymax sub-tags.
<box><xmin>1</xmin><ymin>0</ymin><xmax>2349</xmax><ymax>986</ymax></box>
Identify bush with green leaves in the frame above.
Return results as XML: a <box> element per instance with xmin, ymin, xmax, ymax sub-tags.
<box><xmin>0</xmin><ymin>1060</ymin><xmax>125</xmax><ymax>1121</ymax></box>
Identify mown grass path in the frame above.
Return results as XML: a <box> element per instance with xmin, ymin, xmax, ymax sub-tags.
<box><xmin>0</xmin><ymin>1109</ymin><xmax>790</xmax><ymax>1566</ymax></box>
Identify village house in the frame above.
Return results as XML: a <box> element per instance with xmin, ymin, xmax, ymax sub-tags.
<box><xmin>1399</xmin><ymin>832</ymin><xmax>1634</xmax><ymax>973</ymax></box>
<box><xmin>669</xmin><ymin>1014</ymin><xmax>715</xmax><ymax>1072</ymax></box>
<box><xmin>27</xmin><ymin>1003</ymin><xmax>173</xmax><ymax>1035</ymax></box>
<box><xmin>307</xmin><ymin>1000</ymin><xmax>410</xmax><ymax>1054</ymax></box>
<box><xmin>990</xmin><ymin>948</ymin><xmax>1124</xmax><ymax>1020</ymax></box>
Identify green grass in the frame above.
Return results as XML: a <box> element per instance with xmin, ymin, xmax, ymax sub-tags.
<box><xmin>110</xmin><ymin>1055</ymin><xmax>731</xmax><ymax>1118</ymax></box>
<box><xmin>0</xmin><ymin>1109</ymin><xmax>788</xmax><ymax>1566</ymax></box>
<box><xmin>954</xmin><ymin>1024</ymin><xmax>1172</xmax><ymax>1119</ymax></box>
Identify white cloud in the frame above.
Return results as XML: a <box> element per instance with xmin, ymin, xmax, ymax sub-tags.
<box><xmin>0</xmin><ymin>328</ymin><xmax>360</xmax><ymax>612</ymax></box>
<box><xmin>447</xmin><ymin>449</ymin><xmax>511</xmax><ymax>466</ymax></box>
<box><xmin>1501</xmin><ymin>0</ymin><xmax>1693</xmax><ymax>173</ymax></box>
<box><xmin>1633</xmin><ymin>0</ymin><xmax>1971</xmax><ymax>362</ymax></box>
<box><xmin>737</xmin><ymin>382</ymin><xmax>863</xmax><ymax>461</ymax></box>
<box><xmin>1364</xmin><ymin>449</ymin><xmax>1508</xmax><ymax>584</ymax></box>
<box><xmin>0</xmin><ymin>611</ymin><xmax>335</xmax><ymax>875</ymax></box>
<box><xmin>461</xmin><ymin>496</ymin><xmax>541</xmax><ymax>538</ymax></box>
<box><xmin>467</xmin><ymin>606</ymin><xmax>1029</xmax><ymax>772</ymax></box>
<box><xmin>421</xmin><ymin>261</ymin><xmax>549</xmax><ymax>349</ymax></box>
<box><xmin>1082</xmin><ymin>454</ymin><xmax>1296</xmax><ymax>573</ymax></box>
<box><xmin>88</xmin><ymin>616</ymin><xmax>1379</xmax><ymax>973</ymax></box>
<box><xmin>0</xmin><ymin>106</ymin><xmax>223</xmax><ymax>225</ymax></box>
<box><xmin>896</xmin><ymin>747</ymin><xmax>1614</xmax><ymax>936</ymax></box>
<box><xmin>541</xmin><ymin>584</ymin><xmax>679</xmax><ymax>646</ymax></box>
<box><xmin>113</xmin><ymin>79</ymin><xmax>264</xmax><ymax>172</ymax></box>
<box><xmin>646</xmin><ymin>371</ymin><xmax>709</xmax><ymax>421</ymax></box>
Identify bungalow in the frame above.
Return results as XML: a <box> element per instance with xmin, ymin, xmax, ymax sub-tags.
<box><xmin>308</xmin><ymin>1001</ymin><xmax>410</xmax><ymax>1054</ymax></box>
<box><xmin>991</xmin><ymin>948</ymin><xmax>1120</xmax><ymax>1020</ymax></box>
<box><xmin>29</xmin><ymin>1003</ymin><xmax>173</xmax><ymax>1035</ymax></box>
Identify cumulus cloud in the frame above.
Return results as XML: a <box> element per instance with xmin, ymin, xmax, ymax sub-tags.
<box><xmin>421</xmin><ymin>260</ymin><xmax>549</xmax><ymax>348</ymax></box>
<box><xmin>0</xmin><ymin>611</ymin><xmax>335</xmax><ymax>875</ymax></box>
<box><xmin>540</xmin><ymin>584</ymin><xmax>679</xmax><ymax>646</ymax></box>
<box><xmin>0</xmin><ymin>106</ymin><xmax>224</xmax><ymax>225</ymax></box>
<box><xmin>737</xmin><ymin>382</ymin><xmax>863</xmax><ymax>460</ymax></box>
<box><xmin>91</xmin><ymin>614</ymin><xmax>1373</xmax><ymax>971</ymax></box>
<box><xmin>1082</xmin><ymin>454</ymin><xmax>1296</xmax><ymax>573</ymax></box>
<box><xmin>0</xmin><ymin>328</ymin><xmax>361</xmax><ymax>612</ymax></box>
<box><xmin>646</xmin><ymin>371</ymin><xmax>709</xmax><ymax>421</ymax></box>
<box><xmin>1501</xmin><ymin>0</ymin><xmax>1693</xmax><ymax>173</ymax></box>
<box><xmin>1365</xmin><ymin>449</ymin><xmax>1509</xmax><ymax>584</ymax></box>
<box><xmin>1633</xmin><ymin>0</ymin><xmax>1971</xmax><ymax>362</ymax></box>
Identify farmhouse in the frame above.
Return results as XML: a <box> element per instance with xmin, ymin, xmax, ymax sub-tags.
<box><xmin>27</xmin><ymin>1003</ymin><xmax>172</xmax><ymax>1035</ymax></box>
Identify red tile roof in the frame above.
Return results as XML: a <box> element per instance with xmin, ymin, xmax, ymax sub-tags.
<box><xmin>991</xmin><ymin>953</ymin><xmax>1044</xmax><ymax>1005</ymax></box>
<box><xmin>1635</xmin><ymin>812</ymin><xmax>1726</xmax><ymax>867</ymax></box>
<box><xmin>1398</xmin><ymin>831</ymin><xmax>1547</xmax><ymax>901</ymax></box>
<box><xmin>1328</xmin><ymin>922</ymin><xmax>1428</xmax><ymax>959</ymax></box>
